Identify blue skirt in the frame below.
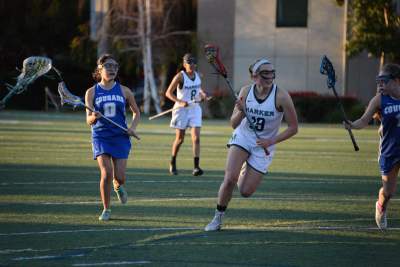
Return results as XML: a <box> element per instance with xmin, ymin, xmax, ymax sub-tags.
<box><xmin>92</xmin><ymin>135</ymin><xmax>131</xmax><ymax>160</ymax></box>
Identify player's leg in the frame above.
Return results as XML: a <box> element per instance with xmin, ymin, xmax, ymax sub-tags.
<box><xmin>170</xmin><ymin>129</ymin><xmax>186</xmax><ymax>175</ymax></box>
<box><xmin>97</xmin><ymin>154</ymin><xmax>113</xmax><ymax>220</ymax></box>
<box><xmin>191</xmin><ymin>127</ymin><xmax>203</xmax><ymax>176</ymax></box>
<box><xmin>376</xmin><ymin>162</ymin><xmax>399</xmax><ymax>229</ymax></box>
<box><xmin>205</xmin><ymin>146</ymin><xmax>248</xmax><ymax>231</ymax></box>
<box><xmin>112</xmin><ymin>158</ymin><xmax>128</xmax><ymax>204</ymax></box>
<box><xmin>237</xmin><ymin>163</ymin><xmax>263</xmax><ymax>198</ymax></box>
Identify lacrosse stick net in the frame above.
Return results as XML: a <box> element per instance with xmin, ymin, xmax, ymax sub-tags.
<box><xmin>204</xmin><ymin>44</ymin><xmax>269</xmax><ymax>155</ymax></box>
<box><xmin>0</xmin><ymin>56</ymin><xmax>52</xmax><ymax>109</ymax></box>
<box><xmin>320</xmin><ymin>55</ymin><xmax>359</xmax><ymax>151</ymax></box>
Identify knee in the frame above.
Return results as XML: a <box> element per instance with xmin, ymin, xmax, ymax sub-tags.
<box><xmin>239</xmin><ymin>187</ymin><xmax>254</xmax><ymax>198</ymax></box>
<box><xmin>176</xmin><ymin>137</ymin><xmax>185</xmax><ymax>145</ymax></box>
<box><xmin>222</xmin><ymin>177</ymin><xmax>237</xmax><ymax>190</ymax></box>
<box><xmin>192</xmin><ymin>136</ymin><xmax>200</xmax><ymax>145</ymax></box>
<box><xmin>100</xmin><ymin>169</ymin><xmax>112</xmax><ymax>181</ymax></box>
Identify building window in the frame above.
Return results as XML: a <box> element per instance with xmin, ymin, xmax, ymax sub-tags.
<box><xmin>276</xmin><ymin>0</ymin><xmax>308</xmax><ymax>27</ymax></box>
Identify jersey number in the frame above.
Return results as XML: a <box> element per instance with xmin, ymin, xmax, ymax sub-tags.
<box><xmin>103</xmin><ymin>102</ymin><xmax>116</xmax><ymax>117</ymax></box>
<box><xmin>190</xmin><ymin>90</ymin><xmax>196</xmax><ymax>101</ymax></box>
<box><xmin>250</xmin><ymin>117</ymin><xmax>265</xmax><ymax>131</ymax></box>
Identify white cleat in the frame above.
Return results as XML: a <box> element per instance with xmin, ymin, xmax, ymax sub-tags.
<box><xmin>99</xmin><ymin>209</ymin><xmax>111</xmax><ymax>221</ymax></box>
<box><xmin>375</xmin><ymin>201</ymin><xmax>387</xmax><ymax>230</ymax></box>
<box><xmin>205</xmin><ymin>210</ymin><xmax>224</xmax><ymax>231</ymax></box>
<box><xmin>114</xmin><ymin>185</ymin><xmax>128</xmax><ymax>204</ymax></box>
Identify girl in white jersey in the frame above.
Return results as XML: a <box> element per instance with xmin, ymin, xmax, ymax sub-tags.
<box><xmin>165</xmin><ymin>53</ymin><xmax>207</xmax><ymax>176</ymax></box>
<box><xmin>205</xmin><ymin>58</ymin><xmax>298</xmax><ymax>231</ymax></box>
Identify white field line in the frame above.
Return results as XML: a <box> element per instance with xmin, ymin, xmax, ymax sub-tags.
<box><xmin>0</xmin><ymin>178</ymin><xmax>380</xmax><ymax>186</ymax></box>
<box><xmin>72</xmin><ymin>261</ymin><xmax>151</xmax><ymax>266</ymax></box>
<box><xmin>0</xmin><ymin>120</ymin><xmax>53</xmax><ymax>125</ymax></box>
<box><xmin>2</xmin><ymin>196</ymin><xmax>398</xmax><ymax>206</ymax></box>
<box><xmin>13</xmin><ymin>254</ymin><xmax>84</xmax><ymax>261</ymax></box>
<box><xmin>2</xmin><ymin>224</ymin><xmax>400</xmax><ymax>238</ymax></box>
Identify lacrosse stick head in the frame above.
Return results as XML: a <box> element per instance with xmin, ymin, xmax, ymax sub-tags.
<box><xmin>57</xmin><ymin>82</ymin><xmax>84</xmax><ymax>108</ymax></box>
<box><xmin>320</xmin><ymin>55</ymin><xmax>336</xmax><ymax>89</ymax></box>
<box><xmin>204</xmin><ymin>44</ymin><xmax>227</xmax><ymax>78</ymax></box>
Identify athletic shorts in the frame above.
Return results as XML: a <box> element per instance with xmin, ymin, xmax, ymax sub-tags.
<box><xmin>170</xmin><ymin>104</ymin><xmax>202</xmax><ymax>129</ymax></box>
<box><xmin>92</xmin><ymin>135</ymin><xmax>131</xmax><ymax>160</ymax></box>
<box><xmin>227</xmin><ymin>129</ymin><xmax>274</xmax><ymax>174</ymax></box>
<box><xmin>379</xmin><ymin>155</ymin><xmax>400</xmax><ymax>175</ymax></box>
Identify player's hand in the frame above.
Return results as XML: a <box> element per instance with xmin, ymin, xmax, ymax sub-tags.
<box><xmin>178</xmin><ymin>100</ymin><xmax>188</xmax><ymax>107</ymax></box>
<box><xmin>256</xmin><ymin>138</ymin><xmax>273</xmax><ymax>150</ymax></box>
<box><xmin>235</xmin><ymin>96</ymin><xmax>244</xmax><ymax>112</ymax></box>
<box><xmin>127</xmin><ymin>127</ymin><xmax>140</xmax><ymax>140</ymax></box>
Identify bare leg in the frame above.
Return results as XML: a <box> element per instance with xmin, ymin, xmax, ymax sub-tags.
<box><xmin>237</xmin><ymin>163</ymin><xmax>263</xmax><ymax>198</ymax></box>
<box><xmin>171</xmin><ymin>129</ymin><xmax>185</xmax><ymax>157</ymax></box>
<box><xmin>217</xmin><ymin>146</ymin><xmax>249</xmax><ymax>207</ymax></box>
<box><xmin>112</xmin><ymin>158</ymin><xmax>127</xmax><ymax>188</ymax></box>
<box><xmin>378</xmin><ymin>163</ymin><xmax>399</xmax><ymax>210</ymax></box>
<box><xmin>191</xmin><ymin>127</ymin><xmax>201</xmax><ymax>157</ymax></box>
<box><xmin>97</xmin><ymin>154</ymin><xmax>113</xmax><ymax>210</ymax></box>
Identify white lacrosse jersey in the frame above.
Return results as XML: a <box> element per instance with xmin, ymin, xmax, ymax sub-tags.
<box><xmin>175</xmin><ymin>71</ymin><xmax>202</xmax><ymax>106</ymax></box>
<box><xmin>236</xmin><ymin>83</ymin><xmax>283</xmax><ymax>152</ymax></box>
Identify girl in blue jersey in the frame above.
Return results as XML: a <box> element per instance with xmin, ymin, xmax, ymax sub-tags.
<box><xmin>344</xmin><ymin>63</ymin><xmax>400</xmax><ymax>229</ymax></box>
<box><xmin>85</xmin><ymin>54</ymin><xmax>140</xmax><ymax>221</ymax></box>
<box><xmin>205</xmin><ymin>58</ymin><xmax>298</xmax><ymax>231</ymax></box>
<box><xmin>165</xmin><ymin>54</ymin><xmax>207</xmax><ymax>176</ymax></box>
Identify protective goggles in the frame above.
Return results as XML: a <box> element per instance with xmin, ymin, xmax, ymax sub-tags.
<box><xmin>258</xmin><ymin>70</ymin><xmax>276</xmax><ymax>80</ymax></box>
<box><xmin>100</xmin><ymin>63</ymin><xmax>119</xmax><ymax>70</ymax></box>
<box><xmin>184</xmin><ymin>58</ymin><xmax>197</xmax><ymax>65</ymax></box>
<box><xmin>375</xmin><ymin>74</ymin><xmax>394</xmax><ymax>84</ymax></box>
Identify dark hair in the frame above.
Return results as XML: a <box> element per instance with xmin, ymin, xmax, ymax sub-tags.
<box><xmin>92</xmin><ymin>54</ymin><xmax>118</xmax><ymax>82</ymax></box>
<box><xmin>382</xmin><ymin>63</ymin><xmax>400</xmax><ymax>79</ymax></box>
<box><xmin>183</xmin><ymin>53</ymin><xmax>196</xmax><ymax>63</ymax></box>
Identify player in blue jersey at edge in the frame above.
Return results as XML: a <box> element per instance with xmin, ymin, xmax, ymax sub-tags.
<box><xmin>165</xmin><ymin>53</ymin><xmax>208</xmax><ymax>176</ymax></box>
<box><xmin>85</xmin><ymin>54</ymin><xmax>140</xmax><ymax>221</ymax></box>
<box><xmin>344</xmin><ymin>63</ymin><xmax>400</xmax><ymax>230</ymax></box>
<box><xmin>204</xmin><ymin>58</ymin><xmax>298</xmax><ymax>231</ymax></box>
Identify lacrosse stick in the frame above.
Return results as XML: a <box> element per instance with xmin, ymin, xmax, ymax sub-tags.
<box><xmin>204</xmin><ymin>44</ymin><xmax>269</xmax><ymax>155</ymax></box>
<box><xmin>149</xmin><ymin>96</ymin><xmax>213</xmax><ymax>120</ymax></box>
<box><xmin>320</xmin><ymin>55</ymin><xmax>359</xmax><ymax>151</ymax></box>
<box><xmin>57</xmin><ymin>81</ymin><xmax>140</xmax><ymax>140</ymax></box>
<box><xmin>0</xmin><ymin>56</ymin><xmax>52</xmax><ymax>109</ymax></box>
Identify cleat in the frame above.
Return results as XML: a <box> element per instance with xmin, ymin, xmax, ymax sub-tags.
<box><xmin>114</xmin><ymin>185</ymin><xmax>128</xmax><ymax>204</ymax></box>
<box><xmin>99</xmin><ymin>209</ymin><xmax>111</xmax><ymax>221</ymax></box>
<box><xmin>375</xmin><ymin>201</ymin><xmax>387</xmax><ymax>230</ymax></box>
<box><xmin>205</xmin><ymin>210</ymin><xmax>224</xmax><ymax>231</ymax></box>
<box><xmin>192</xmin><ymin>167</ymin><xmax>204</xmax><ymax>176</ymax></box>
<box><xmin>169</xmin><ymin>164</ymin><xmax>178</xmax><ymax>175</ymax></box>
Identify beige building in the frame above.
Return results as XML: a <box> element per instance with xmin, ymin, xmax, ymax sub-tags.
<box><xmin>198</xmin><ymin>0</ymin><xmax>379</xmax><ymax>104</ymax></box>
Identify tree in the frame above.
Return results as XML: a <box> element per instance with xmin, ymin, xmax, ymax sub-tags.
<box><xmin>96</xmin><ymin>0</ymin><xmax>193</xmax><ymax>114</ymax></box>
<box><xmin>346</xmin><ymin>0</ymin><xmax>400</xmax><ymax>66</ymax></box>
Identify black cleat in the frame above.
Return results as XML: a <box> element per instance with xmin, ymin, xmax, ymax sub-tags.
<box><xmin>169</xmin><ymin>164</ymin><xmax>178</xmax><ymax>175</ymax></box>
<box><xmin>192</xmin><ymin>167</ymin><xmax>204</xmax><ymax>176</ymax></box>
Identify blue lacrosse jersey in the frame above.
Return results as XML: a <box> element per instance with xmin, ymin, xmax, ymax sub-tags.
<box><xmin>91</xmin><ymin>82</ymin><xmax>131</xmax><ymax>159</ymax></box>
<box><xmin>379</xmin><ymin>94</ymin><xmax>400</xmax><ymax>173</ymax></box>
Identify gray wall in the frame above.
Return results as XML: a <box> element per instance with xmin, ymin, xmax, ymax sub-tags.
<box><xmin>233</xmin><ymin>0</ymin><xmax>345</xmax><ymax>94</ymax></box>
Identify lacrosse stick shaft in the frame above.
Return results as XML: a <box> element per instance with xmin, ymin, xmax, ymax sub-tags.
<box><xmin>148</xmin><ymin>98</ymin><xmax>212</xmax><ymax>120</ymax></box>
<box><xmin>85</xmin><ymin>104</ymin><xmax>140</xmax><ymax>140</ymax></box>
<box><xmin>331</xmin><ymin>87</ymin><xmax>359</xmax><ymax>151</ymax></box>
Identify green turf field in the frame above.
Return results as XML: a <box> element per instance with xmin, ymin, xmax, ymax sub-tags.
<box><xmin>0</xmin><ymin>111</ymin><xmax>399</xmax><ymax>267</ymax></box>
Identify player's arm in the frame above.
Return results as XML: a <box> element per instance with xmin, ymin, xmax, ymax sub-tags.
<box><xmin>345</xmin><ymin>94</ymin><xmax>380</xmax><ymax>130</ymax></box>
<box><xmin>165</xmin><ymin>73</ymin><xmax>187</xmax><ymax>107</ymax></box>
<box><xmin>230</xmin><ymin>85</ymin><xmax>250</xmax><ymax>129</ymax></box>
<box><xmin>122</xmin><ymin>86</ymin><xmax>141</xmax><ymax>137</ymax></box>
<box><xmin>84</xmin><ymin>86</ymin><xmax>100</xmax><ymax>125</ymax></box>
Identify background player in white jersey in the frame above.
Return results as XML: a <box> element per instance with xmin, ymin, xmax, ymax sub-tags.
<box><xmin>85</xmin><ymin>54</ymin><xmax>140</xmax><ymax>221</ymax></box>
<box><xmin>165</xmin><ymin>53</ymin><xmax>207</xmax><ymax>176</ymax></box>
<box><xmin>205</xmin><ymin>58</ymin><xmax>298</xmax><ymax>231</ymax></box>
<box><xmin>344</xmin><ymin>63</ymin><xmax>400</xmax><ymax>229</ymax></box>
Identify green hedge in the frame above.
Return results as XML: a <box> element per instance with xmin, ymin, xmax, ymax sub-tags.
<box><xmin>206</xmin><ymin>89</ymin><xmax>365</xmax><ymax>123</ymax></box>
<box><xmin>290</xmin><ymin>91</ymin><xmax>365</xmax><ymax>123</ymax></box>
